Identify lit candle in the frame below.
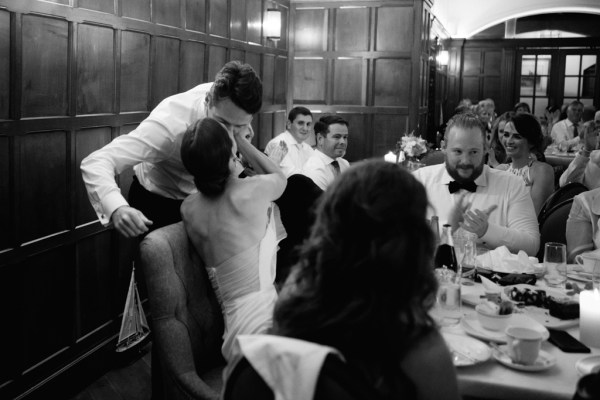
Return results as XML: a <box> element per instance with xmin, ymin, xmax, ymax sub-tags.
<box><xmin>384</xmin><ymin>151</ymin><xmax>396</xmax><ymax>163</ymax></box>
<box><xmin>580</xmin><ymin>289</ymin><xmax>600</xmax><ymax>348</ymax></box>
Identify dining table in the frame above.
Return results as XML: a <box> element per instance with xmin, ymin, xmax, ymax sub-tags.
<box><xmin>544</xmin><ymin>148</ymin><xmax>577</xmax><ymax>168</ymax></box>
<box><xmin>439</xmin><ymin>271</ymin><xmax>600</xmax><ymax>400</ymax></box>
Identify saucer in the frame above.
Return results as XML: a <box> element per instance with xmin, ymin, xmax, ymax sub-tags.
<box><xmin>576</xmin><ymin>355</ymin><xmax>600</xmax><ymax>376</ymax></box>
<box><xmin>442</xmin><ymin>332</ymin><xmax>491</xmax><ymax>367</ymax></box>
<box><xmin>493</xmin><ymin>346</ymin><xmax>556</xmax><ymax>372</ymax></box>
<box><xmin>461</xmin><ymin>313</ymin><xmax>549</xmax><ymax>344</ymax></box>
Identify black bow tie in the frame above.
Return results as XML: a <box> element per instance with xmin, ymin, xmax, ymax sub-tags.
<box><xmin>448</xmin><ymin>181</ymin><xmax>477</xmax><ymax>194</ymax></box>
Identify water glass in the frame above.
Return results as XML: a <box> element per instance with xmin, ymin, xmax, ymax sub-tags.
<box><xmin>432</xmin><ymin>268</ymin><xmax>462</xmax><ymax>326</ymax></box>
<box><xmin>453</xmin><ymin>230</ymin><xmax>478</xmax><ymax>273</ymax></box>
<box><xmin>543</xmin><ymin>242</ymin><xmax>567</xmax><ymax>287</ymax></box>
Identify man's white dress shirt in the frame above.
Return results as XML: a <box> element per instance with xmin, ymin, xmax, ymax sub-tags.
<box><xmin>264</xmin><ymin>131</ymin><xmax>315</xmax><ymax>177</ymax></box>
<box><xmin>413</xmin><ymin>163</ymin><xmax>540</xmax><ymax>256</ymax></box>
<box><xmin>302</xmin><ymin>150</ymin><xmax>350</xmax><ymax>191</ymax></box>
<box><xmin>551</xmin><ymin>119</ymin><xmax>582</xmax><ymax>148</ymax></box>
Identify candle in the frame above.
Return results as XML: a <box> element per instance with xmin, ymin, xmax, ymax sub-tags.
<box><xmin>580</xmin><ymin>289</ymin><xmax>600</xmax><ymax>348</ymax></box>
<box><xmin>384</xmin><ymin>151</ymin><xmax>396</xmax><ymax>163</ymax></box>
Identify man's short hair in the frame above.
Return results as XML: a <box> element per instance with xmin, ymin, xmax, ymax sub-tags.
<box><xmin>288</xmin><ymin>106</ymin><xmax>312</xmax><ymax>123</ymax></box>
<box><xmin>209</xmin><ymin>61</ymin><xmax>263</xmax><ymax>115</ymax></box>
<box><xmin>568</xmin><ymin>100</ymin><xmax>584</xmax><ymax>111</ymax></box>
<box><xmin>314</xmin><ymin>115</ymin><xmax>349</xmax><ymax>137</ymax></box>
<box><xmin>444</xmin><ymin>112</ymin><xmax>487</xmax><ymax>147</ymax></box>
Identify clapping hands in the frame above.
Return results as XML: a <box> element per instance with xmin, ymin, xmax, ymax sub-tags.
<box><xmin>267</xmin><ymin>140</ymin><xmax>288</xmax><ymax>164</ymax></box>
<box><xmin>449</xmin><ymin>194</ymin><xmax>497</xmax><ymax>238</ymax></box>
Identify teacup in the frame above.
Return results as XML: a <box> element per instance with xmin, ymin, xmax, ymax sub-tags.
<box><xmin>505</xmin><ymin>326</ymin><xmax>543</xmax><ymax>365</ymax></box>
<box><xmin>575</xmin><ymin>252</ymin><xmax>600</xmax><ymax>274</ymax></box>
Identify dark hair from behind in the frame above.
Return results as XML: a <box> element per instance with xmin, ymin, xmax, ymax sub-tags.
<box><xmin>513</xmin><ymin>102</ymin><xmax>531</xmax><ymax>113</ymax></box>
<box><xmin>288</xmin><ymin>106</ymin><xmax>313</xmax><ymax>123</ymax></box>
<box><xmin>210</xmin><ymin>61</ymin><xmax>263</xmax><ymax>115</ymax></box>
<box><xmin>507</xmin><ymin>112</ymin><xmax>545</xmax><ymax>153</ymax></box>
<box><xmin>181</xmin><ymin>118</ymin><xmax>233</xmax><ymax>197</ymax></box>
<box><xmin>273</xmin><ymin>160</ymin><xmax>437</xmax><ymax>381</ymax></box>
<box><xmin>444</xmin><ymin>111</ymin><xmax>487</xmax><ymax>145</ymax></box>
<box><xmin>313</xmin><ymin>115</ymin><xmax>349</xmax><ymax>137</ymax></box>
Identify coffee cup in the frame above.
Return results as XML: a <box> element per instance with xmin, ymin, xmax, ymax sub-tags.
<box><xmin>505</xmin><ymin>326</ymin><xmax>543</xmax><ymax>365</ymax></box>
<box><xmin>575</xmin><ymin>252</ymin><xmax>600</xmax><ymax>274</ymax></box>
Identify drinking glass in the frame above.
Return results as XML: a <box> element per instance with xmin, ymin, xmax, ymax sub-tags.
<box><xmin>453</xmin><ymin>230</ymin><xmax>478</xmax><ymax>274</ymax></box>
<box><xmin>431</xmin><ymin>268</ymin><xmax>462</xmax><ymax>326</ymax></box>
<box><xmin>543</xmin><ymin>242</ymin><xmax>567</xmax><ymax>287</ymax></box>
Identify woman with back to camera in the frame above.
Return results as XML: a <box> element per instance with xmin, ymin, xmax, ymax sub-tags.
<box><xmin>496</xmin><ymin>112</ymin><xmax>555</xmax><ymax>215</ymax></box>
<box><xmin>272</xmin><ymin>160</ymin><xmax>460</xmax><ymax>400</ymax></box>
<box><xmin>180</xmin><ymin>117</ymin><xmax>287</xmax><ymax>362</ymax></box>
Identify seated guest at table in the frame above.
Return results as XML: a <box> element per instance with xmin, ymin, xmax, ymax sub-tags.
<box><xmin>414</xmin><ymin>112</ymin><xmax>540</xmax><ymax>256</ymax></box>
<box><xmin>559</xmin><ymin>113</ymin><xmax>600</xmax><ymax>190</ymax></box>
<box><xmin>496</xmin><ymin>113</ymin><xmax>555</xmax><ymax>215</ymax></box>
<box><xmin>513</xmin><ymin>101</ymin><xmax>531</xmax><ymax>115</ymax></box>
<box><xmin>273</xmin><ymin>160</ymin><xmax>460</xmax><ymax>400</ymax></box>
<box><xmin>486</xmin><ymin>111</ymin><xmax>512</xmax><ymax>168</ymax></box>
<box><xmin>551</xmin><ymin>100</ymin><xmax>584</xmax><ymax>152</ymax></box>
<box><xmin>180</xmin><ymin>117</ymin><xmax>287</xmax><ymax>362</ymax></box>
<box><xmin>544</xmin><ymin>105</ymin><xmax>562</xmax><ymax>138</ymax></box>
<box><xmin>264</xmin><ymin>106</ymin><xmax>315</xmax><ymax>177</ymax></box>
<box><xmin>302</xmin><ymin>115</ymin><xmax>350</xmax><ymax>190</ymax></box>
<box><xmin>566</xmin><ymin>186</ymin><xmax>600</xmax><ymax>262</ymax></box>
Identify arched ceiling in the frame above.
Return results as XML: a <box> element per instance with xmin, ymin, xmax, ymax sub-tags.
<box><xmin>431</xmin><ymin>0</ymin><xmax>600</xmax><ymax>38</ymax></box>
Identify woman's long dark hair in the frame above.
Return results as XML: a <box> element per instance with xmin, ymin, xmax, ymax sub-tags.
<box><xmin>273</xmin><ymin>160</ymin><xmax>437</xmax><ymax>389</ymax></box>
<box><xmin>507</xmin><ymin>112</ymin><xmax>547</xmax><ymax>162</ymax></box>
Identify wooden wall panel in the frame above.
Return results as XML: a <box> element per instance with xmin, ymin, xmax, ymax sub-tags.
<box><xmin>484</xmin><ymin>51</ymin><xmax>502</xmax><ymax>75</ymax></box>
<box><xmin>19</xmin><ymin>131</ymin><xmax>68</xmax><ymax>242</ymax></box>
<box><xmin>123</xmin><ymin>0</ymin><xmax>151</xmax><ymax>22</ymax></box>
<box><xmin>278</xmin><ymin>6</ymin><xmax>289</xmax><ymax>50</ymax></box>
<box><xmin>121</xmin><ymin>31</ymin><xmax>150</xmax><ymax>112</ymax></box>
<box><xmin>462</xmin><ymin>76</ymin><xmax>480</xmax><ymax>102</ymax></box>
<box><xmin>463</xmin><ymin>51</ymin><xmax>481</xmax><ymax>75</ymax></box>
<box><xmin>153</xmin><ymin>0</ymin><xmax>182</xmax><ymax>28</ymax></box>
<box><xmin>274</xmin><ymin>56</ymin><xmax>287</xmax><ymax>104</ymax></box>
<box><xmin>231</xmin><ymin>0</ymin><xmax>245</xmax><ymax>41</ymax></box>
<box><xmin>208</xmin><ymin>45</ymin><xmax>227</xmax><ymax>80</ymax></box>
<box><xmin>273</xmin><ymin>110</ymin><xmax>286</xmax><ymax>136</ymax></box>
<box><xmin>230</xmin><ymin>49</ymin><xmax>245</xmax><ymax>63</ymax></box>
<box><xmin>78</xmin><ymin>0</ymin><xmax>114</xmax><ymax>14</ymax></box>
<box><xmin>77</xmin><ymin>24</ymin><xmax>115</xmax><ymax>114</ymax></box>
<box><xmin>295</xmin><ymin>9</ymin><xmax>327</xmax><ymax>52</ymax></box>
<box><xmin>209</xmin><ymin>0</ymin><xmax>228</xmax><ymax>37</ymax></box>
<box><xmin>21</xmin><ymin>15</ymin><xmax>68</xmax><ymax>117</ymax></box>
<box><xmin>0</xmin><ymin>137</ymin><xmax>9</xmax><ymax>250</ymax></box>
<box><xmin>293</xmin><ymin>59</ymin><xmax>326</xmax><ymax>103</ymax></box>
<box><xmin>77</xmin><ymin>232</ymin><xmax>114</xmax><ymax>337</ymax></box>
<box><xmin>341</xmin><ymin>113</ymin><xmax>367</xmax><ymax>162</ymax></box>
<box><xmin>372</xmin><ymin>114</ymin><xmax>405</xmax><ymax>157</ymax></box>
<box><xmin>151</xmin><ymin>36</ymin><xmax>180</xmax><ymax>108</ymax></box>
<box><xmin>376</xmin><ymin>6</ymin><xmax>412</xmax><ymax>52</ymax></box>
<box><xmin>0</xmin><ymin>10</ymin><xmax>9</xmax><ymax>119</ymax></box>
<box><xmin>185</xmin><ymin>0</ymin><xmax>206</xmax><ymax>32</ymax></box>
<box><xmin>246</xmin><ymin>52</ymin><xmax>261</xmax><ymax>79</ymax></box>
<box><xmin>262</xmin><ymin>54</ymin><xmax>275</xmax><ymax>105</ymax></box>
<box><xmin>483</xmin><ymin>76</ymin><xmax>501</xmax><ymax>104</ymax></box>
<box><xmin>334</xmin><ymin>8</ymin><xmax>368</xmax><ymax>51</ymax></box>
<box><xmin>75</xmin><ymin>127</ymin><xmax>112</xmax><ymax>226</ymax></box>
<box><xmin>374</xmin><ymin>59</ymin><xmax>410</xmax><ymax>106</ymax></box>
<box><xmin>22</xmin><ymin>247</ymin><xmax>74</xmax><ymax>369</ymax></box>
<box><xmin>118</xmin><ymin>124</ymin><xmax>138</xmax><ymax>201</ymax></box>
<box><xmin>180</xmin><ymin>41</ymin><xmax>206</xmax><ymax>91</ymax></box>
<box><xmin>45</xmin><ymin>0</ymin><xmax>68</xmax><ymax>3</ymax></box>
<box><xmin>333</xmin><ymin>59</ymin><xmax>363</xmax><ymax>105</ymax></box>
<box><xmin>258</xmin><ymin>113</ymin><xmax>273</xmax><ymax>150</ymax></box>
<box><xmin>247</xmin><ymin>0</ymin><xmax>261</xmax><ymax>44</ymax></box>
<box><xmin>0</xmin><ymin>264</ymin><xmax>19</xmax><ymax>385</ymax></box>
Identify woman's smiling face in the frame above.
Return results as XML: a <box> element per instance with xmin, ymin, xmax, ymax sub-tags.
<box><xmin>502</xmin><ymin>122</ymin><xmax>531</xmax><ymax>159</ymax></box>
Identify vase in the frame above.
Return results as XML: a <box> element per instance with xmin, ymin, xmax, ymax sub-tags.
<box><xmin>403</xmin><ymin>156</ymin><xmax>425</xmax><ymax>171</ymax></box>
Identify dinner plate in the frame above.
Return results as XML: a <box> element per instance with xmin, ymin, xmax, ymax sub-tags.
<box><xmin>567</xmin><ymin>271</ymin><xmax>594</xmax><ymax>283</ymax></box>
<box><xmin>441</xmin><ymin>332</ymin><xmax>491</xmax><ymax>367</ymax></box>
<box><xmin>576</xmin><ymin>355</ymin><xmax>600</xmax><ymax>376</ymax></box>
<box><xmin>493</xmin><ymin>346</ymin><xmax>556</xmax><ymax>372</ymax></box>
<box><xmin>461</xmin><ymin>312</ymin><xmax>549</xmax><ymax>344</ymax></box>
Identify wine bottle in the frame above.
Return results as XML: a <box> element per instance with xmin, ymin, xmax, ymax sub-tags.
<box><xmin>434</xmin><ymin>224</ymin><xmax>459</xmax><ymax>273</ymax></box>
<box><xmin>430</xmin><ymin>216</ymin><xmax>440</xmax><ymax>247</ymax></box>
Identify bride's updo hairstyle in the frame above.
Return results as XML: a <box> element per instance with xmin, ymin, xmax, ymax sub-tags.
<box><xmin>181</xmin><ymin>117</ymin><xmax>233</xmax><ymax>197</ymax></box>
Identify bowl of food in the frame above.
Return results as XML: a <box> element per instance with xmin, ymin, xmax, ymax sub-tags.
<box><xmin>476</xmin><ymin>301</ymin><xmax>514</xmax><ymax>331</ymax></box>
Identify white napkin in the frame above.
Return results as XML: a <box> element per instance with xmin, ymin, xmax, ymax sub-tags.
<box><xmin>476</xmin><ymin>246</ymin><xmax>541</xmax><ymax>274</ymax></box>
<box><xmin>479</xmin><ymin>276</ymin><xmax>501</xmax><ymax>294</ymax></box>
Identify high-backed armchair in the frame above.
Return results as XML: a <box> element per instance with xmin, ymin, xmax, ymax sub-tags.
<box><xmin>139</xmin><ymin>222</ymin><xmax>225</xmax><ymax>400</ymax></box>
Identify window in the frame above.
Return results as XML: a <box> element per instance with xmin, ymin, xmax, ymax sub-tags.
<box><xmin>563</xmin><ymin>54</ymin><xmax>597</xmax><ymax>107</ymax></box>
<box><xmin>519</xmin><ymin>54</ymin><xmax>551</xmax><ymax>116</ymax></box>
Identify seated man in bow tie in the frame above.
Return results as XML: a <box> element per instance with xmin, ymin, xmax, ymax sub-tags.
<box><xmin>413</xmin><ymin>112</ymin><xmax>540</xmax><ymax>256</ymax></box>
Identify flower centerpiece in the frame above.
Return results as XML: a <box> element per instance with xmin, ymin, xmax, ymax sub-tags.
<box><xmin>398</xmin><ymin>131</ymin><xmax>429</xmax><ymax>162</ymax></box>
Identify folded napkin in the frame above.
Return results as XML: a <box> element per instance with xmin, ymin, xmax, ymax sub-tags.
<box><xmin>476</xmin><ymin>246</ymin><xmax>542</xmax><ymax>274</ymax></box>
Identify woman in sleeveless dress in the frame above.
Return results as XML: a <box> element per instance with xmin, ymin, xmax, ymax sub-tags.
<box><xmin>496</xmin><ymin>112</ymin><xmax>555</xmax><ymax>216</ymax></box>
<box><xmin>180</xmin><ymin>117</ymin><xmax>287</xmax><ymax>361</ymax></box>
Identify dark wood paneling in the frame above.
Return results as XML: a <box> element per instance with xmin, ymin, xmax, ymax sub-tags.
<box><xmin>273</xmin><ymin>110</ymin><xmax>286</xmax><ymax>136</ymax></box>
<box><xmin>75</xmin><ymin>128</ymin><xmax>112</xmax><ymax>226</ymax></box>
<box><xmin>231</xmin><ymin>0</ymin><xmax>245</xmax><ymax>41</ymax></box>
<box><xmin>373</xmin><ymin>59</ymin><xmax>410</xmax><ymax>106</ymax></box>
<box><xmin>122</xmin><ymin>0</ymin><xmax>151</xmax><ymax>21</ymax></box>
<box><xmin>293</xmin><ymin>59</ymin><xmax>326</xmax><ymax>103</ymax></box>
<box><xmin>462</xmin><ymin>76</ymin><xmax>480</xmax><ymax>101</ymax></box>
<box><xmin>185</xmin><ymin>0</ymin><xmax>206</xmax><ymax>32</ymax></box>
<box><xmin>262</xmin><ymin>54</ymin><xmax>275</xmax><ymax>105</ymax></box>
<box><xmin>376</xmin><ymin>6</ymin><xmax>412</xmax><ymax>52</ymax></box>
<box><xmin>0</xmin><ymin>264</ymin><xmax>19</xmax><ymax>385</ymax></box>
<box><xmin>463</xmin><ymin>51</ymin><xmax>481</xmax><ymax>75</ymax></box>
<box><xmin>484</xmin><ymin>50</ymin><xmax>502</xmax><ymax>75</ymax></box>
<box><xmin>151</xmin><ymin>36</ymin><xmax>180</xmax><ymax>108</ymax></box>
<box><xmin>335</xmin><ymin>8</ymin><xmax>368</xmax><ymax>51</ymax></box>
<box><xmin>341</xmin><ymin>113</ymin><xmax>366</xmax><ymax>162</ymax></box>
<box><xmin>153</xmin><ymin>0</ymin><xmax>181</xmax><ymax>28</ymax></box>
<box><xmin>258</xmin><ymin>112</ymin><xmax>273</xmax><ymax>150</ymax></box>
<box><xmin>294</xmin><ymin>8</ymin><xmax>326</xmax><ymax>52</ymax></box>
<box><xmin>19</xmin><ymin>131</ymin><xmax>68</xmax><ymax>242</ymax></box>
<box><xmin>208</xmin><ymin>45</ymin><xmax>227</xmax><ymax>80</ymax></box>
<box><xmin>0</xmin><ymin>10</ymin><xmax>9</xmax><ymax>119</ymax></box>
<box><xmin>247</xmin><ymin>0</ymin><xmax>261</xmax><ymax>44</ymax></box>
<box><xmin>22</xmin><ymin>15</ymin><xmax>68</xmax><ymax>117</ymax></box>
<box><xmin>77</xmin><ymin>232</ymin><xmax>114</xmax><ymax>337</ymax></box>
<box><xmin>230</xmin><ymin>49</ymin><xmax>245</xmax><ymax>63</ymax></box>
<box><xmin>22</xmin><ymin>247</ymin><xmax>74</xmax><ymax>369</ymax></box>
<box><xmin>209</xmin><ymin>0</ymin><xmax>228</xmax><ymax>38</ymax></box>
<box><xmin>0</xmin><ymin>136</ymin><xmax>8</xmax><ymax>250</ymax></box>
<box><xmin>121</xmin><ymin>31</ymin><xmax>150</xmax><ymax>112</ymax></box>
<box><xmin>274</xmin><ymin>57</ymin><xmax>287</xmax><ymax>104</ymax></box>
<box><xmin>483</xmin><ymin>76</ymin><xmax>501</xmax><ymax>104</ymax></box>
<box><xmin>372</xmin><ymin>114</ymin><xmax>405</xmax><ymax>157</ymax></box>
<box><xmin>77</xmin><ymin>24</ymin><xmax>115</xmax><ymax>114</ymax></box>
<box><xmin>333</xmin><ymin>58</ymin><xmax>363</xmax><ymax>105</ymax></box>
<box><xmin>78</xmin><ymin>0</ymin><xmax>114</xmax><ymax>14</ymax></box>
<box><xmin>180</xmin><ymin>41</ymin><xmax>206</xmax><ymax>91</ymax></box>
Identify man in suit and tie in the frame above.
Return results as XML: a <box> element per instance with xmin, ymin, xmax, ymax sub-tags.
<box><xmin>551</xmin><ymin>100</ymin><xmax>584</xmax><ymax>151</ymax></box>
<box><xmin>413</xmin><ymin>112</ymin><xmax>540</xmax><ymax>256</ymax></box>
<box><xmin>302</xmin><ymin>115</ymin><xmax>350</xmax><ymax>190</ymax></box>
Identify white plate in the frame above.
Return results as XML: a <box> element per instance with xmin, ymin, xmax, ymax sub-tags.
<box><xmin>493</xmin><ymin>346</ymin><xmax>556</xmax><ymax>372</ymax></box>
<box><xmin>576</xmin><ymin>355</ymin><xmax>600</xmax><ymax>376</ymax></box>
<box><xmin>567</xmin><ymin>272</ymin><xmax>594</xmax><ymax>283</ymax></box>
<box><xmin>461</xmin><ymin>312</ymin><xmax>549</xmax><ymax>344</ymax></box>
<box><xmin>442</xmin><ymin>332</ymin><xmax>491</xmax><ymax>367</ymax></box>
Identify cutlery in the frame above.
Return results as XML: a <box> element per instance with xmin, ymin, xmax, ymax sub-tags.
<box><xmin>451</xmin><ymin>347</ymin><xmax>477</xmax><ymax>364</ymax></box>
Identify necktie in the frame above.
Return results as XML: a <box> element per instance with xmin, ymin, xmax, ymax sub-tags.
<box><xmin>573</xmin><ymin>124</ymin><xmax>579</xmax><ymax>138</ymax></box>
<box><xmin>448</xmin><ymin>180</ymin><xmax>477</xmax><ymax>194</ymax></box>
<box><xmin>331</xmin><ymin>160</ymin><xmax>341</xmax><ymax>177</ymax></box>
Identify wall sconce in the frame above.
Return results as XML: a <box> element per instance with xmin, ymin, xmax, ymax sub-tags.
<box><xmin>437</xmin><ymin>50</ymin><xmax>449</xmax><ymax>66</ymax></box>
<box><xmin>264</xmin><ymin>9</ymin><xmax>281</xmax><ymax>42</ymax></box>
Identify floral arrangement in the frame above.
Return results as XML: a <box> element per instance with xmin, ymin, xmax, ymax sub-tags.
<box><xmin>396</xmin><ymin>132</ymin><xmax>429</xmax><ymax>159</ymax></box>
